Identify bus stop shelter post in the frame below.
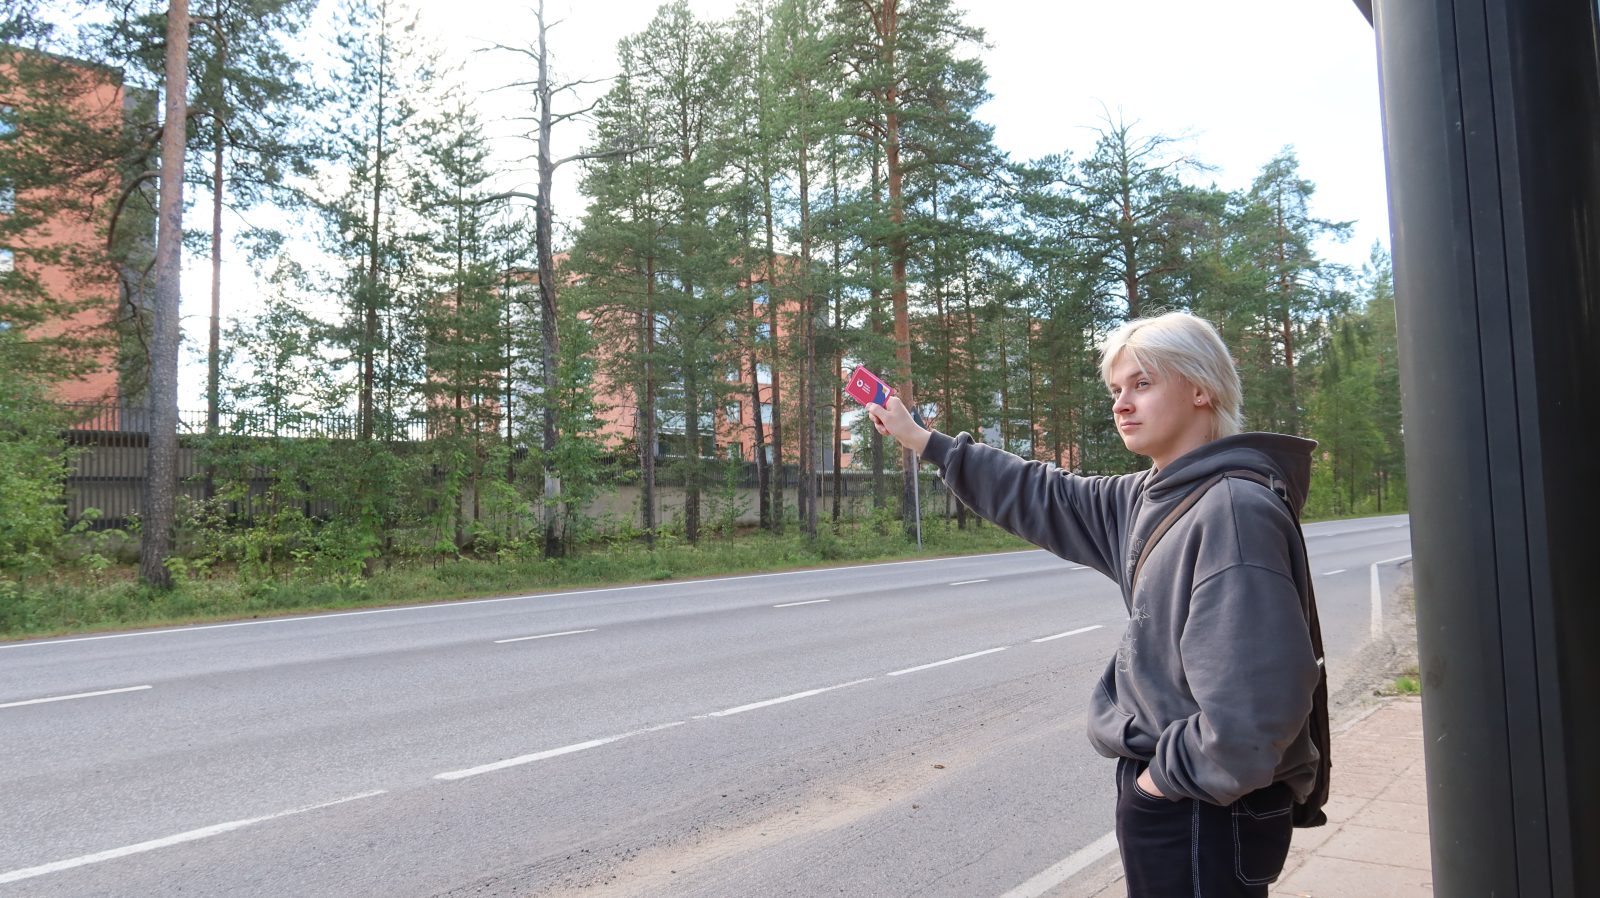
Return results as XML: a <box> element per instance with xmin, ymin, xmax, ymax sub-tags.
<box><xmin>1370</xmin><ymin>0</ymin><xmax>1600</xmax><ymax>894</ymax></box>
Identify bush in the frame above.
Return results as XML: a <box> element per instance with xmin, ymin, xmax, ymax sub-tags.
<box><xmin>0</xmin><ymin>332</ymin><xmax>72</xmax><ymax>582</ymax></box>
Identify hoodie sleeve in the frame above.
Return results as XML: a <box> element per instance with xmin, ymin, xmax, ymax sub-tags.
<box><xmin>922</xmin><ymin>430</ymin><xmax>1128</xmax><ymax>576</ymax></box>
<box><xmin>1145</xmin><ymin>488</ymin><xmax>1319</xmax><ymax>806</ymax></box>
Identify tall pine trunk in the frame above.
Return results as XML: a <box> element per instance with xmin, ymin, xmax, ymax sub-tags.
<box><xmin>534</xmin><ymin>0</ymin><xmax>565</xmax><ymax>557</ymax></box>
<box><xmin>761</xmin><ymin>167</ymin><xmax>784</xmax><ymax>532</ymax></box>
<box><xmin>879</xmin><ymin>0</ymin><xmax>917</xmax><ymax>538</ymax></box>
<box><xmin>830</xmin><ymin>156</ymin><xmax>843</xmax><ymax>524</ymax></box>
<box><xmin>360</xmin><ymin>3</ymin><xmax>388</xmax><ymax>443</ymax></box>
<box><xmin>639</xmin><ymin>258</ymin><xmax>658</xmax><ymax>548</ymax></box>
<box><xmin>140</xmin><ymin>0</ymin><xmax>191</xmax><ymax>589</ymax></box>
<box><xmin>747</xmin><ymin>261</ymin><xmax>770</xmax><ymax>529</ymax></box>
<box><xmin>869</xmin><ymin>149</ymin><xmax>886</xmax><ymax>512</ymax></box>
<box><xmin>204</xmin><ymin>91</ymin><xmax>224</xmax><ymax>503</ymax></box>
<box><xmin>798</xmin><ymin>130</ymin><xmax>816</xmax><ymax>538</ymax></box>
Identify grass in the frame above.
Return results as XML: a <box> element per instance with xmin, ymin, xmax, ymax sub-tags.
<box><xmin>1</xmin><ymin>519</ymin><xmax>1033</xmax><ymax>642</ymax></box>
<box><xmin>1378</xmin><ymin>664</ymin><xmax>1423</xmax><ymax>696</ymax></box>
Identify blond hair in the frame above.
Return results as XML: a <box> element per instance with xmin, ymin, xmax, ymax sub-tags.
<box><xmin>1099</xmin><ymin>311</ymin><xmax>1245</xmax><ymax>438</ymax></box>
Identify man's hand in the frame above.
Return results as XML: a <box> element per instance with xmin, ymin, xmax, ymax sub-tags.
<box><xmin>1136</xmin><ymin>768</ymin><xmax>1166</xmax><ymax>799</ymax></box>
<box><xmin>866</xmin><ymin>396</ymin><xmax>931</xmax><ymax>456</ymax></box>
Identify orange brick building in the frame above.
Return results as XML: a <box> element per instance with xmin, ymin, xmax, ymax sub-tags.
<box><xmin>0</xmin><ymin>48</ymin><xmax>130</xmax><ymax>405</ymax></box>
<box><xmin>579</xmin><ymin>271</ymin><xmax>851</xmax><ymax>470</ymax></box>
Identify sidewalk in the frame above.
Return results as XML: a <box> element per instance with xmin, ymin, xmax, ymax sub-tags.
<box><xmin>1054</xmin><ymin>696</ymin><xmax>1432</xmax><ymax>898</ymax></box>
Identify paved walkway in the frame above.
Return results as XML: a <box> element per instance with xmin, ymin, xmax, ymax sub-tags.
<box><xmin>1052</xmin><ymin>696</ymin><xmax>1432</xmax><ymax>898</ymax></box>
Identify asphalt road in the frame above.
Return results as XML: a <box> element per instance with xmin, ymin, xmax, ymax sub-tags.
<box><xmin>0</xmin><ymin>514</ymin><xmax>1411</xmax><ymax>897</ymax></box>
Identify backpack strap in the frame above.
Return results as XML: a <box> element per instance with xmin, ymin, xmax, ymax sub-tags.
<box><xmin>1128</xmin><ymin>470</ymin><xmax>1229</xmax><ymax>593</ymax></box>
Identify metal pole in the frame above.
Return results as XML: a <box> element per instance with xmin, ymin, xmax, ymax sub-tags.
<box><xmin>1371</xmin><ymin>0</ymin><xmax>1600</xmax><ymax>893</ymax></box>
<box><xmin>913</xmin><ymin>457</ymin><xmax>922</xmax><ymax>549</ymax></box>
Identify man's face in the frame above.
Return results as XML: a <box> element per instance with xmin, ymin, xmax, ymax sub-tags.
<box><xmin>1107</xmin><ymin>353</ymin><xmax>1211</xmax><ymax>469</ymax></box>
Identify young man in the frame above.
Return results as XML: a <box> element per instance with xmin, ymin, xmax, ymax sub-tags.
<box><xmin>867</xmin><ymin>311</ymin><xmax>1321</xmax><ymax>897</ymax></box>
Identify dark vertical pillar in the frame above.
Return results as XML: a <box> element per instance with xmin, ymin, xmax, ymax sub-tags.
<box><xmin>1372</xmin><ymin>0</ymin><xmax>1600</xmax><ymax>895</ymax></box>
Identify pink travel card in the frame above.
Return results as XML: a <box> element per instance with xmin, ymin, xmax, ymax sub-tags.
<box><xmin>844</xmin><ymin>365</ymin><xmax>893</xmax><ymax>406</ymax></box>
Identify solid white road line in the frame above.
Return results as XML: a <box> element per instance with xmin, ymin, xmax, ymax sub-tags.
<box><xmin>0</xmin><ymin>790</ymin><xmax>386</xmax><ymax>886</ymax></box>
<box><xmin>773</xmin><ymin>599</ymin><xmax>830</xmax><ymax>608</ymax></box>
<box><xmin>494</xmin><ymin>629</ymin><xmax>597</xmax><ymax>644</ymax></box>
<box><xmin>434</xmin><ymin>721</ymin><xmax>685</xmax><ymax>781</ymax></box>
<box><xmin>1322</xmin><ymin>569</ymin><xmax>1347</xmax><ymax>575</ymax></box>
<box><xmin>997</xmin><ymin>830</ymin><xmax>1120</xmax><ymax>898</ymax></box>
<box><xmin>1370</xmin><ymin>553</ymin><xmax>1413</xmax><ymax>637</ymax></box>
<box><xmin>1</xmin><ymin>550</ymin><xmax>1039</xmax><ymax>651</ymax></box>
<box><xmin>1031</xmin><ymin>625</ymin><xmax>1104</xmax><ymax>643</ymax></box>
<box><xmin>0</xmin><ymin>685</ymin><xmax>151</xmax><ymax>710</ymax></box>
<box><xmin>887</xmin><ymin>647</ymin><xmax>1007</xmax><ymax>677</ymax></box>
<box><xmin>949</xmin><ymin>579</ymin><xmax>990</xmax><ymax>586</ymax></box>
<box><xmin>704</xmin><ymin>678</ymin><xmax>876</xmax><ymax>718</ymax></box>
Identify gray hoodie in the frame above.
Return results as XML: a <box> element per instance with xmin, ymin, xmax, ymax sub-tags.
<box><xmin>921</xmin><ymin>430</ymin><xmax>1322</xmax><ymax>807</ymax></box>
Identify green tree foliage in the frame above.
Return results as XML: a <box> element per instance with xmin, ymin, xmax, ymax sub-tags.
<box><xmin>1304</xmin><ymin>245</ymin><xmax>1405</xmax><ymax>517</ymax></box>
<box><xmin>316</xmin><ymin>0</ymin><xmax>433</xmax><ymax>442</ymax></box>
<box><xmin>404</xmin><ymin>95</ymin><xmax>510</xmax><ymax>553</ymax></box>
<box><xmin>1226</xmin><ymin>149</ymin><xmax>1352</xmax><ymax>433</ymax></box>
<box><xmin>1069</xmin><ymin>114</ymin><xmax>1209</xmax><ymax>321</ymax></box>
<box><xmin>572</xmin><ymin>1</ymin><xmax>744</xmax><ymax>545</ymax></box>
<box><xmin>187</xmin><ymin>0</ymin><xmax>319</xmax><ymax>433</ymax></box>
<box><xmin>0</xmin><ymin>329</ymin><xmax>70</xmax><ymax>581</ymax></box>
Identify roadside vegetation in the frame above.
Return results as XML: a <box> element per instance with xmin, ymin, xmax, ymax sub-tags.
<box><xmin>0</xmin><ymin>515</ymin><xmax>1031</xmax><ymax>640</ymax></box>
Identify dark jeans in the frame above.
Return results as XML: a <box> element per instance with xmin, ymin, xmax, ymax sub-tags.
<box><xmin>1114</xmin><ymin>756</ymin><xmax>1294</xmax><ymax>898</ymax></box>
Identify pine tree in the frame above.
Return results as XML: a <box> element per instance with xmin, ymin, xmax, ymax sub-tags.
<box><xmin>569</xmin><ymin>50</ymin><xmax>670</xmax><ymax>546</ymax></box>
<box><xmin>134</xmin><ymin>0</ymin><xmax>192</xmax><ymax>588</ymax></box>
<box><xmin>1070</xmin><ymin>114</ymin><xmax>1208</xmax><ymax>322</ymax></box>
<box><xmin>186</xmin><ymin>0</ymin><xmax>318</xmax><ymax>438</ymax></box>
<box><xmin>483</xmin><ymin>0</ymin><xmax>641</xmax><ymax>557</ymax></box>
<box><xmin>405</xmin><ymin>94</ymin><xmax>507</xmax><ymax>550</ymax></box>
<box><xmin>318</xmin><ymin>0</ymin><xmax>431</xmax><ymax>443</ymax></box>
<box><xmin>1232</xmin><ymin>148</ymin><xmax>1351</xmax><ymax>433</ymax></box>
<box><xmin>832</xmin><ymin>0</ymin><xmax>995</xmax><ymax>535</ymax></box>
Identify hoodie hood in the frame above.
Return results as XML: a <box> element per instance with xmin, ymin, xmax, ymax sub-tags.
<box><xmin>1144</xmin><ymin>432</ymin><xmax>1317</xmax><ymax>514</ymax></box>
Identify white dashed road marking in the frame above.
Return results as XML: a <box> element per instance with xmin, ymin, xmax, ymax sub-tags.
<box><xmin>1031</xmin><ymin>625</ymin><xmax>1103</xmax><ymax>643</ymax></box>
<box><xmin>0</xmin><ymin>791</ymin><xmax>386</xmax><ymax>886</ymax></box>
<box><xmin>0</xmin><ymin>685</ymin><xmax>152</xmax><ymax>710</ymax></box>
<box><xmin>494</xmin><ymin>629</ymin><xmax>597</xmax><ymax>644</ymax></box>
<box><xmin>888</xmin><ymin>647</ymin><xmax>1008</xmax><ymax>677</ymax></box>
<box><xmin>703</xmin><ymin>678</ymin><xmax>876</xmax><ymax>718</ymax></box>
<box><xmin>435</xmin><ymin>722</ymin><xmax>686</xmax><ymax>781</ymax></box>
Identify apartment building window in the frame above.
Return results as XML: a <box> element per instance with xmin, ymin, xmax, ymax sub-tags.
<box><xmin>0</xmin><ymin>248</ymin><xmax>13</xmax><ymax>273</ymax></box>
<box><xmin>759</xmin><ymin>402</ymin><xmax>773</xmax><ymax>425</ymax></box>
<box><xmin>0</xmin><ymin>105</ymin><xmax>12</xmax><ymax>216</ymax></box>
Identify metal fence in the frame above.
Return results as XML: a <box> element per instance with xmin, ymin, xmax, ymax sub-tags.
<box><xmin>57</xmin><ymin>403</ymin><xmax>432</xmax><ymax>530</ymax></box>
<box><xmin>54</xmin><ymin>403</ymin><xmax>939</xmax><ymax>531</ymax></box>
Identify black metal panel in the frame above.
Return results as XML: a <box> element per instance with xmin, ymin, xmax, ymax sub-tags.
<box><xmin>1484</xmin><ymin>2</ymin><xmax>1600</xmax><ymax>892</ymax></box>
<box><xmin>1372</xmin><ymin>0</ymin><xmax>1600</xmax><ymax>894</ymax></box>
